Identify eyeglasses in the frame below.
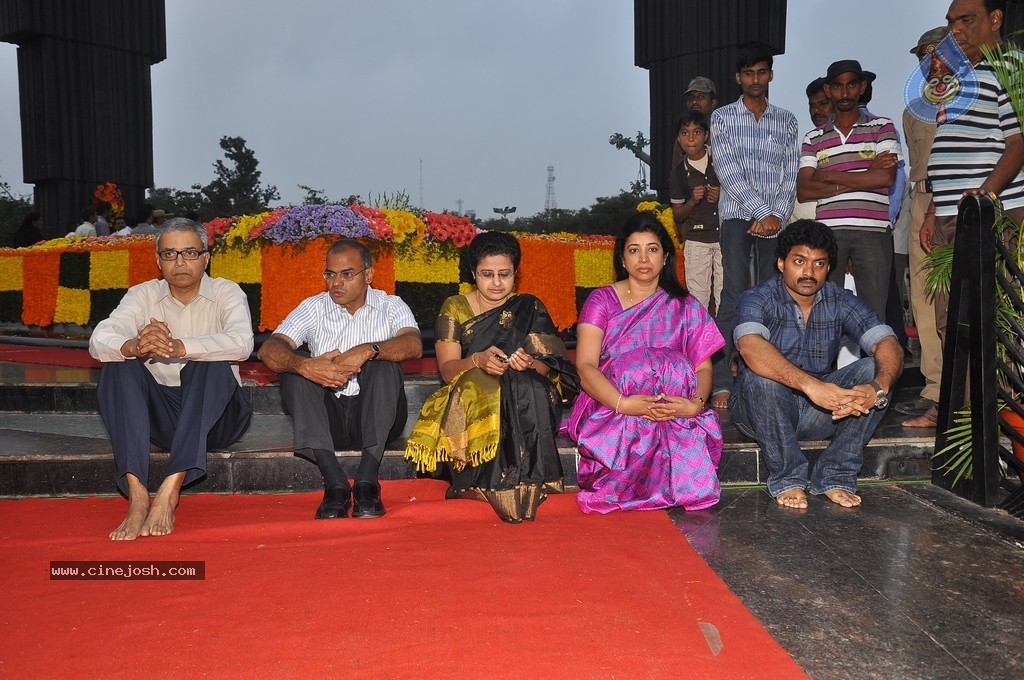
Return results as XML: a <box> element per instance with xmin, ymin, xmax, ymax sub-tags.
<box><xmin>322</xmin><ymin>267</ymin><xmax>368</xmax><ymax>281</ymax></box>
<box><xmin>158</xmin><ymin>248</ymin><xmax>207</xmax><ymax>261</ymax></box>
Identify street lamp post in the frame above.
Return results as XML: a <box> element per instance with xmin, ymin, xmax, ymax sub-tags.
<box><xmin>492</xmin><ymin>206</ymin><xmax>517</xmax><ymax>222</ymax></box>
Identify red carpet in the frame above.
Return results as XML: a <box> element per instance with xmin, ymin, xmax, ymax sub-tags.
<box><xmin>0</xmin><ymin>345</ymin><xmax>442</xmax><ymax>382</ymax></box>
<box><xmin>0</xmin><ymin>481</ymin><xmax>803</xmax><ymax>678</ymax></box>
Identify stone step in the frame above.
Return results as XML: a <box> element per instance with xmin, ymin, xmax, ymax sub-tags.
<box><xmin>0</xmin><ymin>413</ymin><xmax>934</xmax><ymax>497</ymax></box>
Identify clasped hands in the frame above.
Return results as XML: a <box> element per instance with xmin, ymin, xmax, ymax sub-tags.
<box><xmin>122</xmin><ymin>318</ymin><xmax>185</xmax><ymax>360</ymax></box>
<box><xmin>806</xmin><ymin>381</ymin><xmax>878</xmax><ymax>421</ymax></box>
<box><xmin>618</xmin><ymin>393</ymin><xmax>703</xmax><ymax>421</ymax></box>
<box><xmin>472</xmin><ymin>346</ymin><xmax>534</xmax><ymax>376</ymax></box>
<box><xmin>299</xmin><ymin>347</ymin><xmax>364</xmax><ymax>390</ymax></box>
<box><xmin>690</xmin><ymin>184</ymin><xmax>720</xmax><ymax>204</ymax></box>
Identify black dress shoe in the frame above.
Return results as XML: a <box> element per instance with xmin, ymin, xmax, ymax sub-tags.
<box><xmin>352</xmin><ymin>481</ymin><xmax>386</xmax><ymax>518</ymax></box>
<box><xmin>315</xmin><ymin>483</ymin><xmax>351</xmax><ymax>519</ymax></box>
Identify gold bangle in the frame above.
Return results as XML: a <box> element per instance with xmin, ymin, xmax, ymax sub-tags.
<box><xmin>615</xmin><ymin>393</ymin><xmax>623</xmax><ymax>414</ymax></box>
<box><xmin>471</xmin><ymin>353</ymin><xmax>480</xmax><ymax>369</ymax></box>
<box><xmin>987</xmin><ymin>190</ymin><xmax>999</xmax><ymax>203</ymax></box>
<box><xmin>695</xmin><ymin>395</ymin><xmax>706</xmax><ymax>406</ymax></box>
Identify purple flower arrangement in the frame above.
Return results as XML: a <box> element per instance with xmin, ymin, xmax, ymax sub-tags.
<box><xmin>260</xmin><ymin>204</ymin><xmax>373</xmax><ymax>244</ymax></box>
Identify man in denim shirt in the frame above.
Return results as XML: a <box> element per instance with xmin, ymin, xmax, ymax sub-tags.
<box><xmin>731</xmin><ymin>220</ymin><xmax>903</xmax><ymax>509</ymax></box>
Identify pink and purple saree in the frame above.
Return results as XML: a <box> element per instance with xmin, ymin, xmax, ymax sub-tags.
<box><xmin>565</xmin><ymin>287</ymin><xmax>725</xmax><ymax>513</ymax></box>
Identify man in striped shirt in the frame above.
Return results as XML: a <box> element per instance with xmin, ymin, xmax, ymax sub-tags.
<box><xmin>797</xmin><ymin>59</ymin><xmax>901</xmax><ymax>320</ymax></box>
<box><xmin>709</xmin><ymin>42</ymin><xmax>800</xmax><ymax>409</ymax></box>
<box><xmin>259</xmin><ymin>238</ymin><xmax>422</xmax><ymax>519</ymax></box>
<box><xmin>924</xmin><ymin>0</ymin><xmax>1024</xmax><ymax>342</ymax></box>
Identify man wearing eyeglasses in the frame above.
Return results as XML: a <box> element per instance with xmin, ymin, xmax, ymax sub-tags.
<box><xmin>89</xmin><ymin>217</ymin><xmax>254</xmax><ymax>540</ymax></box>
<box><xmin>258</xmin><ymin>238</ymin><xmax>422</xmax><ymax>520</ymax></box>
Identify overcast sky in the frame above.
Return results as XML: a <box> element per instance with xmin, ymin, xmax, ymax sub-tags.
<box><xmin>0</xmin><ymin>0</ymin><xmax>944</xmax><ymax>218</ymax></box>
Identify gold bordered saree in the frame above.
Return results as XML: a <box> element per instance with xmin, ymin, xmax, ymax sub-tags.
<box><xmin>405</xmin><ymin>294</ymin><xmax>579</xmax><ymax>522</ymax></box>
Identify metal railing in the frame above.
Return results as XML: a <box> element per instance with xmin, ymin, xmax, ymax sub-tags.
<box><xmin>932</xmin><ymin>195</ymin><xmax>1024</xmax><ymax>515</ymax></box>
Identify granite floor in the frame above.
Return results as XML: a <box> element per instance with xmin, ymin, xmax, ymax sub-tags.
<box><xmin>671</xmin><ymin>483</ymin><xmax>1024</xmax><ymax>680</ymax></box>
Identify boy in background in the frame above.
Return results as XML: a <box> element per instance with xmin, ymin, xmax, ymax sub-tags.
<box><xmin>669</xmin><ymin>110</ymin><xmax>722</xmax><ymax>314</ymax></box>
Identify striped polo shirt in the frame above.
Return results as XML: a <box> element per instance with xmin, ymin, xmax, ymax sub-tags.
<box><xmin>710</xmin><ymin>98</ymin><xmax>801</xmax><ymax>231</ymax></box>
<box><xmin>274</xmin><ymin>286</ymin><xmax>417</xmax><ymax>396</ymax></box>
<box><xmin>928</xmin><ymin>58</ymin><xmax>1024</xmax><ymax>217</ymax></box>
<box><xmin>800</xmin><ymin>112</ymin><xmax>902</xmax><ymax>232</ymax></box>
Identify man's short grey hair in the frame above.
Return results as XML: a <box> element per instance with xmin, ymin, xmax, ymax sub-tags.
<box><xmin>156</xmin><ymin>217</ymin><xmax>209</xmax><ymax>251</ymax></box>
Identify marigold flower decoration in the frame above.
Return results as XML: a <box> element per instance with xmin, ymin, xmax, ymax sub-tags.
<box><xmin>636</xmin><ymin>201</ymin><xmax>682</xmax><ymax>249</ymax></box>
<box><xmin>94</xmin><ymin>182</ymin><xmax>125</xmax><ymax>217</ymax></box>
<box><xmin>380</xmin><ymin>209</ymin><xmax>426</xmax><ymax>247</ymax></box>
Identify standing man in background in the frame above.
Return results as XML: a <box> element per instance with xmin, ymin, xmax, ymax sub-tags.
<box><xmin>898</xmin><ymin>27</ymin><xmax>948</xmax><ymax>426</ymax></box>
<box><xmin>710</xmin><ymin>42</ymin><xmax>800</xmax><ymax>410</ymax></box>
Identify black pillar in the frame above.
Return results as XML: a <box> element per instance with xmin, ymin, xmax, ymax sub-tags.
<box><xmin>634</xmin><ymin>0</ymin><xmax>788</xmax><ymax>196</ymax></box>
<box><xmin>0</xmin><ymin>0</ymin><xmax>166</xmax><ymax>237</ymax></box>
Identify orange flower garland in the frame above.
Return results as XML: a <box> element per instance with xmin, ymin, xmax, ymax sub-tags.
<box><xmin>517</xmin><ymin>239</ymin><xmax>578</xmax><ymax>330</ymax></box>
<box><xmin>258</xmin><ymin>240</ymin><xmax>331</xmax><ymax>331</ymax></box>
<box><xmin>21</xmin><ymin>250</ymin><xmax>61</xmax><ymax>326</ymax></box>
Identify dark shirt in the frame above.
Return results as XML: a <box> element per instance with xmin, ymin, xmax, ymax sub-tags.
<box><xmin>734</xmin><ymin>276</ymin><xmax>894</xmax><ymax>378</ymax></box>
<box><xmin>11</xmin><ymin>225</ymin><xmax>43</xmax><ymax>248</ymax></box>
<box><xmin>668</xmin><ymin>153</ymin><xmax>720</xmax><ymax>244</ymax></box>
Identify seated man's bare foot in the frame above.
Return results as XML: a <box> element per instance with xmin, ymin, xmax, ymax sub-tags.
<box><xmin>824</xmin><ymin>488</ymin><xmax>862</xmax><ymax>508</ymax></box>
<box><xmin>776</xmin><ymin>488</ymin><xmax>808</xmax><ymax>509</ymax></box>
<box><xmin>140</xmin><ymin>472</ymin><xmax>184</xmax><ymax>537</ymax></box>
<box><xmin>110</xmin><ymin>495</ymin><xmax>150</xmax><ymax>541</ymax></box>
<box><xmin>711</xmin><ymin>391</ymin><xmax>730</xmax><ymax>410</ymax></box>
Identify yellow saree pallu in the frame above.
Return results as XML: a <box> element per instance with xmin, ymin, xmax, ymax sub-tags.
<box><xmin>405</xmin><ymin>367</ymin><xmax>502</xmax><ymax>473</ymax></box>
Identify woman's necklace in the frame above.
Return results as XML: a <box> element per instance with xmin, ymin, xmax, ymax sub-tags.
<box><xmin>626</xmin><ymin>282</ymin><xmax>660</xmax><ymax>307</ymax></box>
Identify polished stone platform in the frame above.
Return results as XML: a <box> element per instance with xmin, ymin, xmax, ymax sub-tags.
<box><xmin>0</xmin><ymin>359</ymin><xmax>937</xmax><ymax>497</ymax></box>
<box><xmin>671</xmin><ymin>483</ymin><xmax>1024</xmax><ymax>679</ymax></box>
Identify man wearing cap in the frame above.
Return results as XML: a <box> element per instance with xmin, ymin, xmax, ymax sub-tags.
<box><xmin>672</xmin><ymin>76</ymin><xmax>718</xmax><ymax>168</ymax></box>
<box><xmin>790</xmin><ymin>77</ymin><xmax>835</xmax><ymax>224</ymax></box>
<box><xmin>898</xmin><ymin>26</ymin><xmax>948</xmax><ymax>427</ymax></box>
<box><xmin>924</xmin><ymin>0</ymin><xmax>1024</xmax><ymax>404</ymax></box>
<box><xmin>796</xmin><ymin>59</ymin><xmax>901</xmax><ymax>321</ymax></box>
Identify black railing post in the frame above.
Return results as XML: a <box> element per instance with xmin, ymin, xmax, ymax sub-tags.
<box><xmin>932</xmin><ymin>195</ymin><xmax>1001</xmax><ymax>506</ymax></box>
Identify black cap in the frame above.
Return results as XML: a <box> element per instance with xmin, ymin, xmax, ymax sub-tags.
<box><xmin>825</xmin><ymin>59</ymin><xmax>869</xmax><ymax>82</ymax></box>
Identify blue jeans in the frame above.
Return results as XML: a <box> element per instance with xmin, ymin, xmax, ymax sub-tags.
<box><xmin>730</xmin><ymin>357</ymin><xmax>887</xmax><ymax>496</ymax></box>
<box><xmin>713</xmin><ymin>219</ymin><xmax>779</xmax><ymax>394</ymax></box>
<box><xmin>827</xmin><ymin>229</ymin><xmax>893</xmax><ymax>321</ymax></box>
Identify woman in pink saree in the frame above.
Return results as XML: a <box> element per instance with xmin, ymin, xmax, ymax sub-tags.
<box><xmin>566</xmin><ymin>213</ymin><xmax>725</xmax><ymax>512</ymax></box>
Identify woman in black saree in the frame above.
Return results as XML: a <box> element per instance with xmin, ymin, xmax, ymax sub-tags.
<box><xmin>405</xmin><ymin>232</ymin><xmax>579</xmax><ymax>522</ymax></box>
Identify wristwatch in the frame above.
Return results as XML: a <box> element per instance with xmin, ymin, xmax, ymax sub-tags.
<box><xmin>868</xmin><ymin>380</ymin><xmax>889</xmax><ymax>410</ymax></box>
<box><xmin>369</xmin><ymin>343</ymin><xmax>381</xmax><ymax>361</ymax></box>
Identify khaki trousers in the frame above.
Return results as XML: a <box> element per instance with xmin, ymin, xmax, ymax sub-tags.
<box><xmin>684</xmin><ymin>240</ymin><xmax>723</xmax><ymax>313</ymax></box>
<box><xmin>908</xmin><ymin>184</ymin><xmax>942</xmax><ymax>402</ymax></box>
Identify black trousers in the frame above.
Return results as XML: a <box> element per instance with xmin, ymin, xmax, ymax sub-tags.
<box><xmin>278</xmin><ymin>360</ymin><xmax>407</xmax><ymax>481</ymax></box>
<box><xmin>97</xmin><ymin>360</ymin><xmax>253</xmax><ymax>496</ymax></box>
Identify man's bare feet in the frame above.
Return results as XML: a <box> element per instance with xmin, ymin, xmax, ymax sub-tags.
<box><xmin>140</xmin><ymin>472</ymin><xmax>185</xmax><ymax>537</ymax></box>
<box><xmin>110</xmin><ymin>474</ymin><xmax>150</xmax><ymax>541</ymax></box>
<box><xmin>776</xmin><ymin>488</ymin><xmax>808</xmax><ymax>509</ymax></box>
<box><xmin>902</xmin><ymin>405</ymin><xmax>938</xmax><ymax>429</ymax></box>
<box><xmin>711</xmin><ymin>391</ymin><xmax>730</xmax><ymax>410</ymax></box>
<box><xmin>824</xmin><ymin>488</ymin><xmax>862</xmax><ymax>508</ymax></box>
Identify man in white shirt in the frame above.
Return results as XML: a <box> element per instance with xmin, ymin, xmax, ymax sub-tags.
<box><xmin>73</xmin><ymin>207</ymin><xmax>98</xmax><ymax>237</ymax></box>
<box><xmin>89</xmin><ymin>218</ymin><xmax>254</xmax><ymax>540</ymax></box>
<box><xmin>259</xmin><ymin>239</ymin><xmax>422</xmax><ymax>520</ymax></box>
